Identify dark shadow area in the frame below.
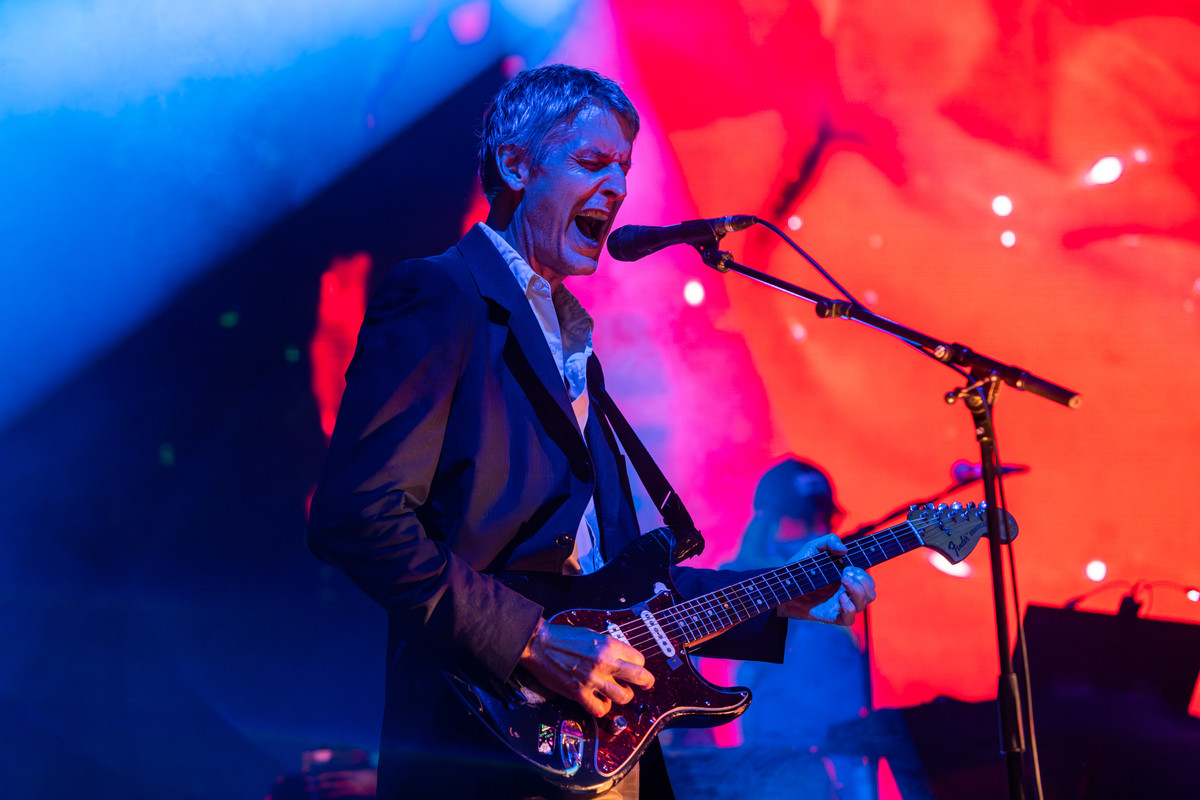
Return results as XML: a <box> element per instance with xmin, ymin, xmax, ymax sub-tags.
<box><xmin>0</xmin><ymin>63</ymin><xmax>506</xmax><ymax>799</ymax></box>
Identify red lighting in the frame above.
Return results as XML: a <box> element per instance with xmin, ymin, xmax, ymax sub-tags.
<box><xmin>310</xmin><ymin>253</ymin><xmax>371</xmax><ymax>441</ymax></box>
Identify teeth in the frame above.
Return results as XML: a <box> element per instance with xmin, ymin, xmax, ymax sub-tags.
<box><xmin>575</xmin><ymin>216</ymin><xmax>600</xmax><ymax>240</ymax></box>
<box><xmin>574</xmin><ymin>212</ymin><xmax>608</xmax><ymax>242</ymax></box>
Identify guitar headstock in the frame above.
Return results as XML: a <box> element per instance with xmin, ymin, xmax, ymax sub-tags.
<box><xmin>907</xmin><ymin>502</ymin><xmax>1019</xmax><ymax>564</ymax></box>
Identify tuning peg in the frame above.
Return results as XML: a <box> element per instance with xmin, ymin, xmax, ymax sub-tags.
<box><xmin>936</xmin><ymin>503</ymin><xmax>949</xmax><ymax>512</ymax></box>
<box><xmin>950</xmin><ymin>502</ymin><xmax>963</xmax><ymax>511</ymax></box>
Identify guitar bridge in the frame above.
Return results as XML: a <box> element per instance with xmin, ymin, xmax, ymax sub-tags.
<box><xmin>559</xmin><ymin>719</ymin><xmax>584</xmax><ymax>776</ymax></box>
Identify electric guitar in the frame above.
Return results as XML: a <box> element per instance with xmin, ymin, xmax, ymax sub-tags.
<box><xmin>444</xmin><ymin>502</ymin><xmax>1016</xmax><ymax>797</ymax></box>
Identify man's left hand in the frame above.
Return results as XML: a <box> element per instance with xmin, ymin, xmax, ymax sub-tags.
<box><xmin>776</xmin><ymin>534</ymin><xmax>876</xmax><ymax>626</ymax></box>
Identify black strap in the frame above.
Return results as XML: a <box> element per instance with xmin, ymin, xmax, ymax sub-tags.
<box><xmin>587</xmin><ymin>355</ymin><xmax>705</xmax><ymax>563</ymax></box>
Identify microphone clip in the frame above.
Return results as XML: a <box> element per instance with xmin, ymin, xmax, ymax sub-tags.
<box><xmin>696</xmin><ymin>242</ymin><xmax>734</xmax><ymax>271</ymax></box>
<box><xmin>944</xmin><ymin>373</ymin><xmax>1001</xmax><ymax>405</ymax></box>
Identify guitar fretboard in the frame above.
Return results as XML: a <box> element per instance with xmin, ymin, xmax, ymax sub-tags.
<box><xmin>661</xmin><ymin>521</ymin><xmax>925</xmax><ymax>647</ymax></box>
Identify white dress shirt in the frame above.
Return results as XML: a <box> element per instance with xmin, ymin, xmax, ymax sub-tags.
<box><xmin>480</xmin><ymin>223</ymin><xmax>603</xmax><ymax>574</ymax></box>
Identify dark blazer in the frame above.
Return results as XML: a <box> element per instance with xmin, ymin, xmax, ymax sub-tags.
<box><xmin>307</xmin><ymin>225</ymin><xmax>786</xmax><ymax>798</ymax></box>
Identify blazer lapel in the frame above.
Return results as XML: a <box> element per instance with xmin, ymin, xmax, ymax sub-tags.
<box><xmin>457</xmin><ymin>225</ymin><xmax>581</xmax><ymax>439</ymax></box>
<box><xmin>585</xmin><ymin>409</ymin><xmax>633</xmax><ymax>559</ymax></box>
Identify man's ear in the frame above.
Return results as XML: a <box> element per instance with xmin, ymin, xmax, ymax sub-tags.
<box><xmin>495</xmin><ymin>143</ymin><xmax>530</xmax><ymax>192</ymax></box>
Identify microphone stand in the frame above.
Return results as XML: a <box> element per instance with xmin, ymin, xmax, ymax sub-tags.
<box><xmin>694</xmin><ymin>243</ymin><xmax>1078</xmax><ymax>800</ymax></box>
<box><xmin>843</xmin><ymin>472</ymin><xmax>1019</xmax><ymax>800</ymax></box>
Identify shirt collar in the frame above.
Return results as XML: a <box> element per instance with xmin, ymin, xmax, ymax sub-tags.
<box><xmin>478</xmin><ymin>223</ymin><xmax>594</xmax><ymax>342</ymax></box>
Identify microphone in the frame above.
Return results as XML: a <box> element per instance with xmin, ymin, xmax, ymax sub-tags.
<box><xmin>951</xmin><ymin>459</ymin><xmax>1031</xmax><ymax>484</ymax></box>
<box><xmin>606</xmin><ymin>215</ymin><xmax>757</xmax><ymax>262</ymax></box>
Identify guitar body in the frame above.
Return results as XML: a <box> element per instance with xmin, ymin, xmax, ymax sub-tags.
<box><xmin>444</xmin><ymin>503</ymin><xmax>1012</xmax><ymax>797</ymax></box>
<box><xmin>445</xmin><ymin>529</ymin><xmax>749</xmax><ymax>797</ymax></box>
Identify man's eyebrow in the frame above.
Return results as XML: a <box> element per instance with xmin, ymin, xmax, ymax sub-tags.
<box><xmin>578</xmin><ymin>146</ymin><xmax>630</xmax><ymax>162</ymax></box>
<box><xmin>577</xmin><ymin>147</ymin><xmax>633</xmax><ymax>171</ymax></box>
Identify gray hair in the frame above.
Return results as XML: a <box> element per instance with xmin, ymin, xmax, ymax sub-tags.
<box><xmin>478</xmin><ymin>64</ymin><xmax>640</xmax><ymax>201</ymax></box>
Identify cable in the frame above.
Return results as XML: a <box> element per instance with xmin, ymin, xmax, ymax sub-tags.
<box><xmin>753</xmin><ymin>217</ymin><xmax>972</xmax><ymax>381</ymax></box>
<box><xmin>989</xmin><ymin>403</ymin><xmax>1045</xmax><ymax>800</ymax></box>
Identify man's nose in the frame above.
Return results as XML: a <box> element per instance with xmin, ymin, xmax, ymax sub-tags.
<box><xmin>601</xmin><ymin>166</ymin><xmax>627</xmax><ymax>201</ymax></box>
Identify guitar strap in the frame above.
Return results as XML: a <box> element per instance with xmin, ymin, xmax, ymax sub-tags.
<box><xmin>586</xmin><ymin>355</ymin><xmax>705</xmax><ymax>564</ymax></box>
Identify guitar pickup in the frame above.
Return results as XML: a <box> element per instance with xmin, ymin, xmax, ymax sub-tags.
<box><xmin>639</xmin><ymin>608</ymin><xmax>676</xmax><ymax>658</ymax></box>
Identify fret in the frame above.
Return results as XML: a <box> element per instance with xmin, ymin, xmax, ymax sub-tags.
<box><xmin>699</xmin><ymin>596</ymin><xmax>725</xmax><ymax>632</ymax></box>
<box><xmin>670</xmin><ymin>516</ymin><xmax>960</xmax><ymax>646</ymax></box>
<box><xmin>668</xmin><ymin>616</ymin><xmax>693</xmax><ymax>644</ymax></box>
<box><xmin>683</xmin><ymin>611</ymin><xmax>703</xmax><ymax>639</ymax></box>
<box><xmin>670</xmin><ymin>613</ymin><xmax>696</xmax><ymax>643</ymax></box>
<box><xmin>761</xmin><ymin>567</ymin><xmax>802</xmax><ymax>607</ymax></box>
<box><xmin>710</xmin><ymin>588</ymin><xmax>738</xmax><ymax>629</ymax></box>
<box><xmin>762</xmin><ymin>570</ymin><xmax>800</xmax><ymax>605</ymax></box>
<box><xmin>728</xmin><ymin>585</ymin><xmax>756</xmax><ymax>624</ymax></box>
<box><xmin>747</xmin><ymin>579</ymin><xmax>773</xmax><ymax>612</ymax></box>
<box><xmin>758</xmin><ymin>574</ymin><xmax>785</xmax><ymax>606</ymax></box>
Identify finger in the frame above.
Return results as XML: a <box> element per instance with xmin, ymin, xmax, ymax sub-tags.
<box><xmin>818</xmin><ymin>534</ymin><xmax>848</xmax><ymax>555</ymax></box>
<box><xmin>594</xmin><ymin>666</ymin><xmax>642</xmax><ymax>705</ymax></box>
<box><xmin>606</xmin><ymin>637</ymin><xmax>646</xmax><ymax>667</ymax></box>
<box><xmin>613</xmin><ymin>658</ymin><xmax>655</xmax><ymax>690</ymax></box>
<box><xmin>841</xmin><ymin>568</ymin><xmax>876</xmax><ymax>610</ymax></box>
<box><xmin>578</xmin><ymin>688</ymin><xmax>613</xmax><ymax>717</ymax></box>
<box><xmin>840</xmin><ymin>589</ymin><xmax>857</xmax><ymax>617</ymax></box>
<box><xmin>599</xmin><ymin>679</ymin><xmax>637</xmax><ymax>705</ymax></box>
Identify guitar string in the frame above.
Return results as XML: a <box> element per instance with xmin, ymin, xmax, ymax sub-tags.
<box><xmin>614</xmin><ymin>529</ymin><xmax>912</xmax><ymax>652</ymax></box>
<box><xmin>615</xmin><ymin>551</ymin><xmax>864</xmax><ymax>653</ymax></box>
<box><xmin>660</xmin><ymin>527</ymin><xmax>917</xmax><ymax>644</ymax></box>
<box><xmin>613</xmin><ymin>524</ymin><xmax>928</xmax><ymax>653</ymax></box>
<box><xmin>651</xmin><ymin>512</ymin><xmax>972</xmax><ymax>648</ymax></box>
<box><xmin>620</xmin><ymin>529</ymin><xmax>919</xmax><ymax>653</ymax></box>
<box><xmin>609</xmin><ymin>525</ymin><xmax>926</xmax><ymax>652</ymax></box>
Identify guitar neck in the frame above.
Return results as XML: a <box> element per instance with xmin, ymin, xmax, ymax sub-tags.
<box><xmin>669</xmin><ymin>521</ymin><xmax>924</xmax><ymax>647</ymax></box>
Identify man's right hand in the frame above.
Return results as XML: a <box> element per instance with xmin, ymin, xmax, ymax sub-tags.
<box><xmin>518</xmin><ymin>621</ymin><xmax>655</xmax><ymax>717</ymax></box>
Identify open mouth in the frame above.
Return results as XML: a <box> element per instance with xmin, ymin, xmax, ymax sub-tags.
<box><xmin>574</xmin><ymin>212</ymin><xmax>608</xmax><ymax>244</ymax></box>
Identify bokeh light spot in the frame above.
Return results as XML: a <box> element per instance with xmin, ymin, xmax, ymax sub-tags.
<box><xmin>992</xmin><ymin>195</ymin><xmax>1013</xmax><ymax>216</ymax></box>
<box><xmin>1000</xmin><ymin>230</ymin><xmax>1016</xmax><ymax>248</ymax></box>
<box><xmin>1084</xmin><ymin>156</ymin><xmax>1124</xmax><ymax>186</ymax></box>
<box><xmin>501</xmin><ymin>55</ymin><xmax>526</xmax><ymax>77</ymax></box>
<box><xmin>448</xmin><ymin>0</ymin><xmax>490</xmax><ymax>45</ymax></box>
<box><xmin>928</xmin><ymin>552</ymin><xmax>972</xmax><ymax>578</ymax></box>
<box><xmin>1085</xmin><ymin>560</ymin><xmax>1107</xmax><ymax>582</ymax></box>
<box><xmin>787</xmin><ymin>215</ymin><xmax>803</xmax><ymax>231</ymax></box>
<box><xmin>683</xmin><ymin>280</ymin><xmax>705</xmax><ymax>306</ymax></box>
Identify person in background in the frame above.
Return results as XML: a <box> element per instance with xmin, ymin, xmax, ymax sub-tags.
<box><xmin>674</xmin><ymin>458</ymin><xmax>873</xmax><ymax>800</ymax></box>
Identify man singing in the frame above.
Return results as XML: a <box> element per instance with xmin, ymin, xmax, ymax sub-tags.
<box><xmin>307</xmin><ymin>63</ymin><xmax>875</xmax><ymax>799</ymax></box>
